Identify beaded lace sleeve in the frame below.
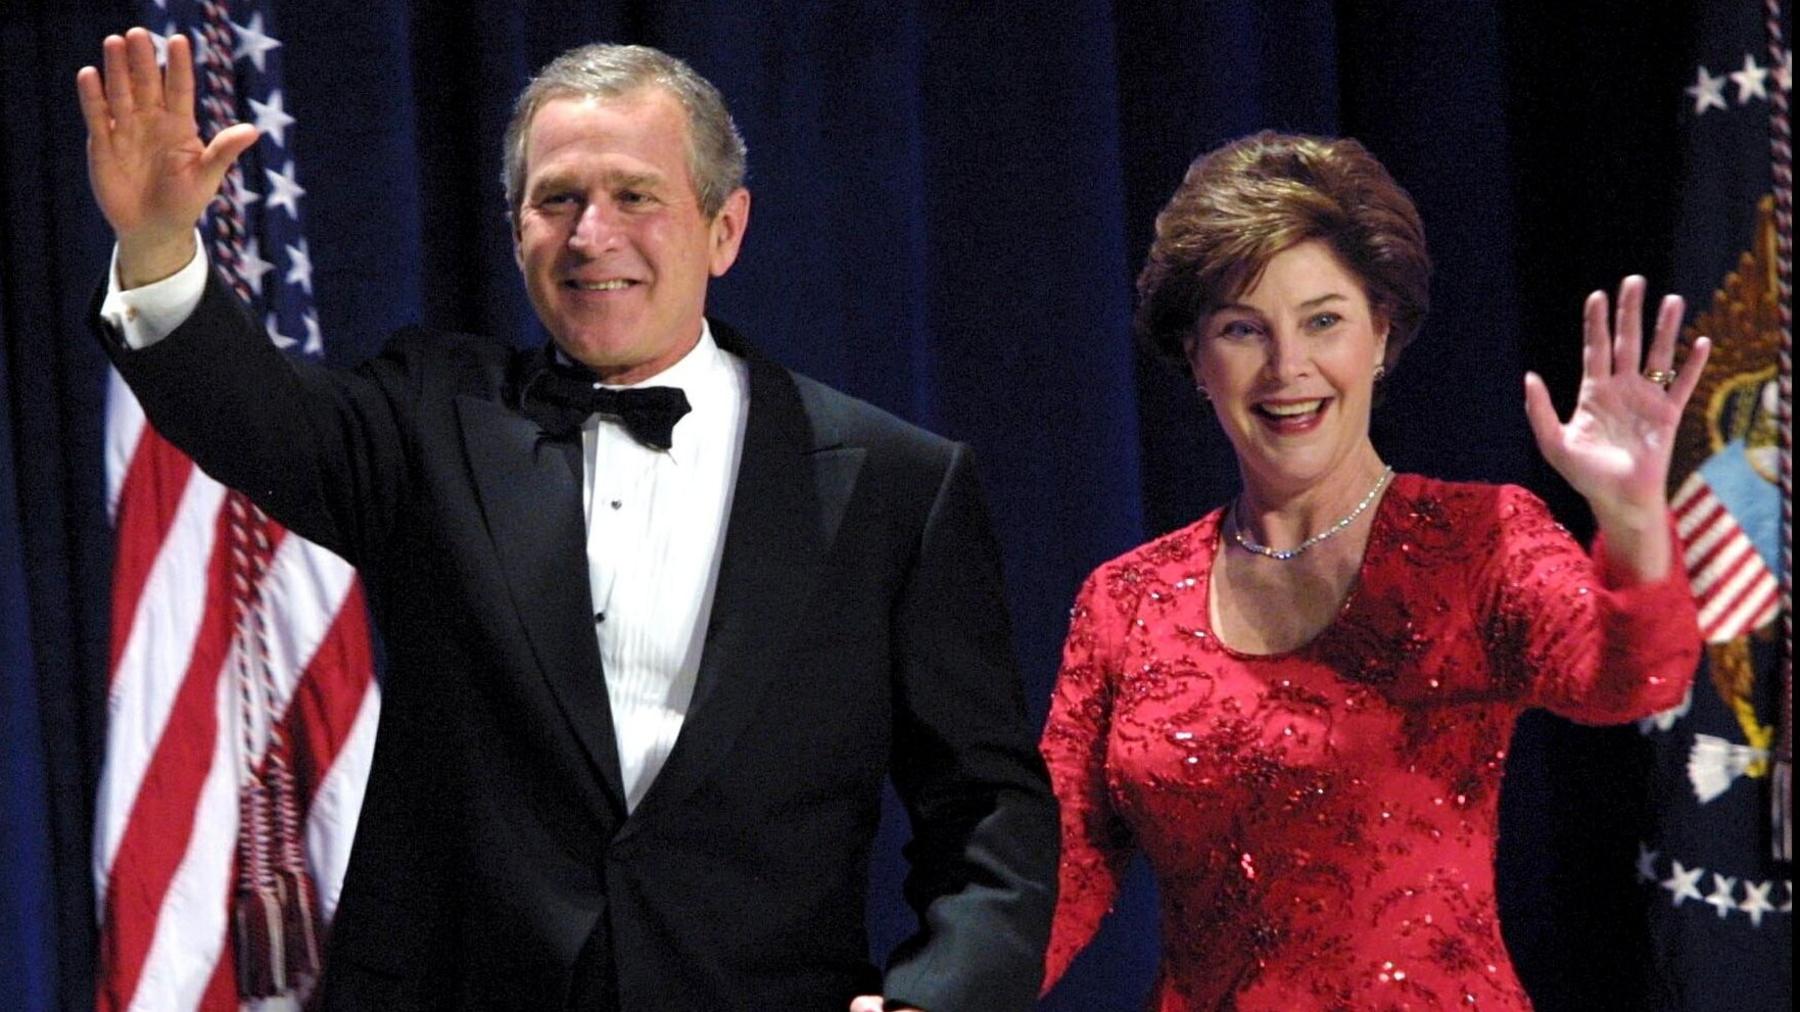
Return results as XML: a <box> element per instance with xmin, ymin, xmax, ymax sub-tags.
<box><xmin>1479</xmin><ymin>484</ymin><xmax>1699</xmax><ymax>723</ymax></box>
<box><xmin>1038</xmin><ymin>570</ymin><xmax>1137</xmax><ymax>991</ymax></box>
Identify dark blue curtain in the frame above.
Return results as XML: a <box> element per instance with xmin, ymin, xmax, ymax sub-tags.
<box><xmin>2</xmin><ymin>6</ymin><xmax>126</xmax><ymax>1012</ymax></box>
<box><xmin>6</xmin><ymin>2</ymin><xmax>1759</xmax><ymax>1009</ymax></box>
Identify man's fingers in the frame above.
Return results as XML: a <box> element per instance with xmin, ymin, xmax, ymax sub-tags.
<box><xmin>165</xmin><ymin>34</ymin><xmax>197</xmax><ymax>120</ymax></box>
<box><xmin>201</xmin><ymin>123</ymin><xmax>260</xmax><ymax>181</ymax></box>
<box><xmin>101</xmin><ymin>34</ymin><xmax>135</xmax><ymax>116</ymax></box>
<box><xmin>124</xmin><ymin>27</ymin><xmax>162</xmax><ymax>112</ymax></box>
<box><xmin>847</xmin><ymin>997</ymin><xmax>886</xmax><ymax>1012</ymax></box>
<box><xmin>75</xmin><ymin>66</ymin><xmax>115</xmax><ymax>153</ymax></box>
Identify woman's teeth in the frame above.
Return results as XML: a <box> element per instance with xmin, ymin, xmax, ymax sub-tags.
<box><xmin>1257</xmin><ymin>399</ymin><xmax>1325</xmax><ymax>418</ymax></box>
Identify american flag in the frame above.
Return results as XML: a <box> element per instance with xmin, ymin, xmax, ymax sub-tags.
<box><xmin>1634</xmin><ymin>0</ymin><xmax>1792</xmax><ymax>1004</ymax></box>
<box><xmin>94</xmin><ymin>2</ymin><xmax>379</xmax><ymax>1009</ymax></box>
<box><xmin>1671</xmin><ymin>468</ymin><xmax>1783</xmax><ymax>643</ymax></box>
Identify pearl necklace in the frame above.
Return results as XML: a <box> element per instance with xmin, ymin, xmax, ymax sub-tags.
<box><xmin>1231</xmin><ymin>466</ymin><xmax>1394</xmax><ymax>561</ymax></box>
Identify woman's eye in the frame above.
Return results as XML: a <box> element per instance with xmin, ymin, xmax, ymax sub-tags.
<box><xmin>1307</xmin><ymin>312</ymin><xmax>1342</xmax><ymax>330</ymax></box>
<box><xmin>1216</xmin><ymin>320</ymin><xmax>1261</xmax><ymax>340</ymax></box>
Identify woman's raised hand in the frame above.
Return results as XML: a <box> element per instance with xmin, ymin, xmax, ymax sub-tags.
<box><xmin>75</xmin><ymin>27</ymin><xmax>259</xmax><ymax>287</ymax></box>
<box><xmin>1524</xmin><ymin>276</ymin><xmax>1711</xmax><ymax>581</ymax></box>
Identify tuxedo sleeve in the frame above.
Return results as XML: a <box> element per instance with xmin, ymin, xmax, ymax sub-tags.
<box><xmin>880</xmin><ymin>443</ymin><xmax>1059</xmax><ymax>1012</ymax></box>
<box><xmin>97</xmin><ymin>266</ymin><xmax>411</xmax><ymax>569</ymax></box>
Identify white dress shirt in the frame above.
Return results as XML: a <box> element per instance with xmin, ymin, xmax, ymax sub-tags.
<box><xmin>576</xmin><ymin>326</ymin><xmax>747</xmax><ymax>811</ymax></box>
<box><xmin>102</xmin><ymin>241</ymin><xmax>750</xmax><ymax>812</ymax></box>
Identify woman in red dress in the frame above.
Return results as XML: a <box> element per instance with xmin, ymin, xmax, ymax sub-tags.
<box><xmin>1039</xmin><ymin>132</ymin><xmax>1710</xmax><ymax>1010</ymax></box>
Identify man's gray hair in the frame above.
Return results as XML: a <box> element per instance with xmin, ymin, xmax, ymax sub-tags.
<box><xmin>501</xmin><ymin>43</ymin><xmax>747</xmax><ymax>222</ymax></box>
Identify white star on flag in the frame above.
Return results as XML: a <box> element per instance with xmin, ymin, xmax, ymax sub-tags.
<box><xmin>266</xmin><ymin>313</ymin><xmax>297</xmax><ymax>351</ymax></box>
<box><xmin>285</xmin><ymin>238</ymin><xmax>314</xmax><ymax>293</ymax></box>
<box><xmin>232</xmin><ymin>12</ymin><xmax>282</xmax><ymax>73</ymax></box>
<box><xmin>302</xmin><ymin>310</ymin><xmax>323</xmax><ymax>356</ymax></box>
<box><xmin>1703</xmin><ymin>873</ymin><xmax>1738</xmax><ymax>917</ymax></box>
<box><xmin>149</xmin><ymin>26</ymin><xmax>172</xmax><ymax>66</ymax></box>
<box><xmin>251</xmin><ymin>90</ymin><xmax>297</xmax><ymax>148</ymax></box>
<box><xmin>266</xmin><ymin>160</ymin><xmax>306</xmax><ymax>220</ymax></box>
<box><xmin>1729</xmin><ymin>54</ymin><xmax>1768</xmax><ymax>104</ymax></box>
<box><xmin>1635</xmin><ymin>842</ymin><xmax>1660</xmax><ymax>883</ymax></box>
<box><xmin>238</xmin><ymin>236</ymin><xmax>275</xmax><ymax>296</ymax></box>
<box><xmin>1687</xmin><ymin>65</ymin><xmax>1728</xmax><ymax>115</ymax></box>
<box><xmin>1661</xmin><ymin>860</ymin><xmax>1704</xmax><ymax>907</ymax></box>
<box><xmin>1739</xmin><ymin>880</ymin><xmax>1774</xmax><ymax>927</ymax></box>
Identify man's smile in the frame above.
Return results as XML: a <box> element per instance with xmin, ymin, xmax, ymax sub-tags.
<box><xmin>565</xmin><ymin>278</ymin><xmax>638</xmax><ymax>292</ymax></box>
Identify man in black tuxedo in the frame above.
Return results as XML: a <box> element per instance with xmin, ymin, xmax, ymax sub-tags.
<box><xmin>80</xmin><ymin>28</ymin><xmax>1056</xmax><ymax>1011</ymax></box>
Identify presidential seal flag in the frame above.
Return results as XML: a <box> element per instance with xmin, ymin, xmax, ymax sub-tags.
<box><xmin>1637</xmin><ymin>0</ymin><xmax>1793</xmax><ymax>1007</ymax></box>
<box><xmin>93</xmin><ymin>2</ymin><xmax>380</xmax><ymax>1009</ymax></box>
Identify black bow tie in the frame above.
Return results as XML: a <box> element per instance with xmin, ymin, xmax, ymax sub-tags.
<box><xmin>521</xmin><ymin>365</ymin><xmax>692</xmax><ymax>450</ymax></box>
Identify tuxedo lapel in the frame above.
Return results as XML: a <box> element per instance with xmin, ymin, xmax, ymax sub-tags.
<box><xmin>455</xmin><ymin>393</ymin><xmax>628</xmax><ymax>818</ymax></box>
<box><xmin>618</xmin><ymin>345</ymin><xmax>863</xmax><ymax>839</ymax></box>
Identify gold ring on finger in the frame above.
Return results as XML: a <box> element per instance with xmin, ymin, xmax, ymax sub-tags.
<box><xmin>1644</xmin><ymin>369</ymin><xmax>1676</xmax><ymax>388</ymax></box>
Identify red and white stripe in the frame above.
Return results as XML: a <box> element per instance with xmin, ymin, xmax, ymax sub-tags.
<box><xmin>95</xmin><ymin>381</ymin><xmax>379</xmax><ymax>1011</ymax></box>
<box><xmin>93</xmin><ymin>4</ymin><xmax>379</xmax><ymax>1008</ymax></box>
<box><xmin>1672</xmin><ymin>470</ymin><xmax>1783</xmax><ymax>643</ymax></box>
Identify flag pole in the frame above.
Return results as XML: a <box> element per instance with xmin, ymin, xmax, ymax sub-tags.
<box><xmin>1765</xmin><ymin>0</ymin><xmax>1792</xmax><ymax>864</ymax></box>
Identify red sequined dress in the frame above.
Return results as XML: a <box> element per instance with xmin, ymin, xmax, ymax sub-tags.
<box><xmin>1041</xmin><ymin>474</ymin><xmax>1698</xmax><ymax>1011</ymax></box>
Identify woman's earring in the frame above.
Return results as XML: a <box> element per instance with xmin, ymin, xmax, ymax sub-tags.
<box><xmin>1373</xmin><ymin>364</ymin><xmax>1387</xmax><ymax>383</ymax></box>
<box><xmin>1195</xmin><ymin>384</ymin><xmax>1210</xmax><ymax>401</ymax></box>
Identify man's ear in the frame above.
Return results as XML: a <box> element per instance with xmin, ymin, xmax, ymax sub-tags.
<box><xmin>708</xmin><ymin>187</ymin><xmax>751</xmax><ymax>277</ymax></box>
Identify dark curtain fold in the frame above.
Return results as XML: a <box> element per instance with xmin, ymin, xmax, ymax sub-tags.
<box><xmin>3</xmin><ymin>6</ymin><xmax>136</xmax><ymax>1011</ymax></box>
<box><xmin>2</xmin><ymin>2</ymin><xmax>1726</xmax><ymax>1009</ymax></box>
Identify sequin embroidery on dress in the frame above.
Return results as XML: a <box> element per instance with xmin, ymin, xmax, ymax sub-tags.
<box><xmin>1042</xmin><ymin>473</ymin><xmax>1700</xmax><ymax>1011</ymax></box>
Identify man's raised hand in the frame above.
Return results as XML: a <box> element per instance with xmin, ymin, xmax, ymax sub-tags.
<box><xmin>76</xmin><ymin>28</ymin><xmax>258</xmax><ymax>287</ymax></box>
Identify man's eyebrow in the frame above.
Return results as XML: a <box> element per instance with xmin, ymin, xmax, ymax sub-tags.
<box><xmin>527</xmin><ymin>168</ymin><xmax>665</xmax><ymax>195</ymax></box>
<box><xmin>597</xmin><ymin>167</ymin><xmax>669</xmax><ymax>190</ymax></box>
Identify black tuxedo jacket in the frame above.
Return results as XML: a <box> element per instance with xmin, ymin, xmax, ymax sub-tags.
<box><xmin>102</xmin><ymin>271</ymin><xmax>1057</xmax><ymax>1010</ymax></box>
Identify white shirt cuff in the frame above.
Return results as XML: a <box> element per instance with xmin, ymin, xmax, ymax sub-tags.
<box><xmin>98</xmin><ymin>232</ymin><xmax>209</xmax><ymax>350</ymax></box>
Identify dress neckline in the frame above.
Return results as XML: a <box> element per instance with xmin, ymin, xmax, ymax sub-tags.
<box><xmin>1201</xmin><ymin>473</ymin><xmax>1405</xmax><ymax>661</ymax></box>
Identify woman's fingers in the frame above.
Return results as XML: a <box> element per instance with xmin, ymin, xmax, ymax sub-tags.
<box><xmin>1644</xmin><ymin>293</ymin><xmax>1684</xmax><ymax>375</ymax></box>
<box><xmin>1667</xmin><ymin>336</ymin><xmax>1712</xmax><ymax>411</ymax></box>
<box><xmin>1523</xmin><ymin>372</ymin><xmax>1566</xmax><ymax>465</ymax></box>
<box><xmin>1582</xmin><ymin>288</ymin><xmax>1611</xmax><ymax>380</ymax></box>
<box><xmin>1612</xmin><ymin>275</ymin><xmax>1646</xmax><ymax>377</ymax></box>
